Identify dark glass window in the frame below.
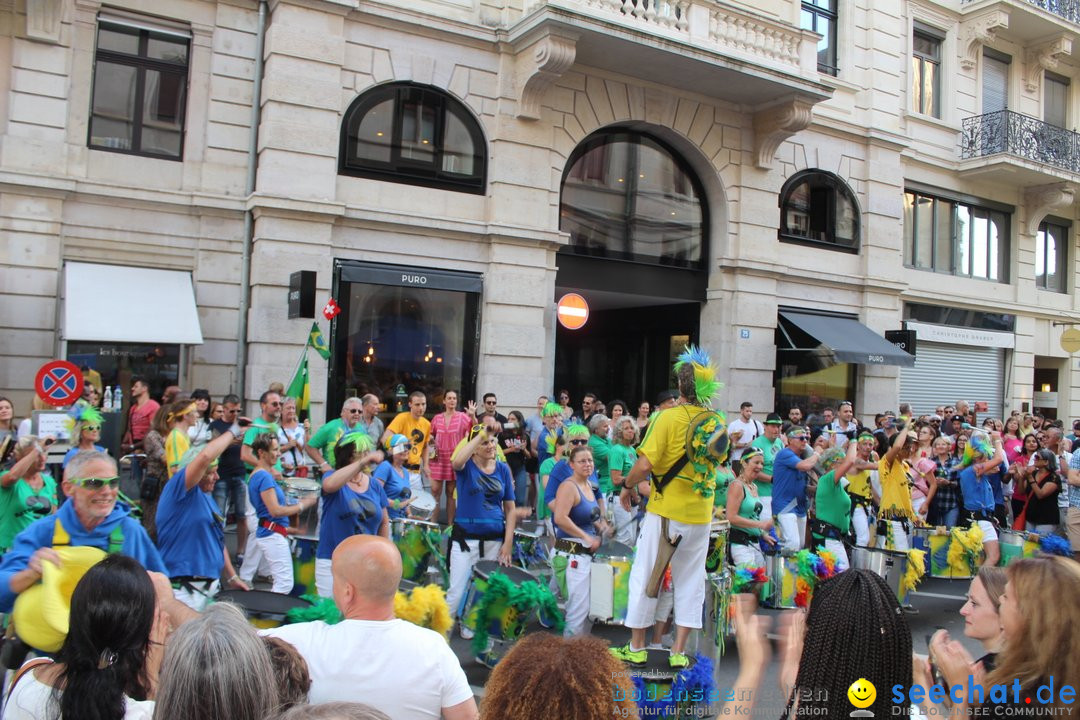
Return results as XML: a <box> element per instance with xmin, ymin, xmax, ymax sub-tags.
<box><xmin>904</xmin><ymin>190</ymin><xmax>1010</xmax><ymax>282</ymax></box>
<box><xmin>779</xmin><ymin>170</ymin><xmax>860</xmax><ymax>252</ymax></box>
<box><xmin>560</xmin><ymin>131</ymin><xmax>707</xmax><ymax>269</ymax></box>
<box><xmin>801</xmin><ymin>0</ymin><xmax>838</xmax><ymax>75</ymax></box>
<box><xmin>912</xmin><ymin>29</ymin><xmax>941</xmax><ymax>117</ymax></box>
<box><xmin>1036</xmin><ymin>220</ymin><xmax>1068</xmax><ymax>293</ymax></box>
<box><xmin>339</xmin><ymin>83</ymin><xmax>486</xmax><ymax>194</ymax></box>
<box><xmin>89</xmin><ymin>20</ymin><xmax>190</xmax><ymax>159</ymax></box>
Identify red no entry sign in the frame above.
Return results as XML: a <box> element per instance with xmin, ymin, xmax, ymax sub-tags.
<box><xmin>35</xmin><ymin>360</ymin><xmax>84</xmax><ymax>406</ymax></box>
<box><xmin>557</xmin><ymin>293</ymin><xmax>589</xmax><ymax>330</ymax></box>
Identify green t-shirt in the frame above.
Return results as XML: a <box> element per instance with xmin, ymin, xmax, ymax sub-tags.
<box><xmin>713</xmin><ymin>465</ymin><xmax>735</xmax><ymax>508</ymax></box>
<box><xmin>588</xmin><ymin>434</ymin><xmax>612</xmax><ymax>494</ymax></box>
<box><xmin>607</xmin><ymin>443</ymin><xmax>637</xmax><ymax>488</ymax></box>
<box><xmin>750</xmin><ymin>435</ymin><xmax>783</xmax><ymax>496</ymax></box>
<box><xmin>243</xmin><ymin>421</ymin><xmax>284</xmax><ymax>475</ymax></box>
<box><xmin>538</xmin><ymin>457</ymin><xmax>558</xmax><ymax>520</ymax></box>
<box><xmin>729</xmin><ymin>479</ymin><xmax>763</xmax><ymax>537</ymax></box>
<box><xmin>0</xmin><ymin>472</ymin><xmax>58</xmax><ymax>551</ymax></box>
<box><xmin>814</xmin><ymin>470</ymin><xmax>852</xmax><ymax>535</ymax></box>
<box><xmin>307</xmin><ymin>418</ymin><xmax>349</xmax><ymax>468</ymax></box>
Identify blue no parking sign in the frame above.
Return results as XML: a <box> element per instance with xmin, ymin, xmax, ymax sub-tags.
<box><xmin>34</xmin><ymin>360</ymin><xmax>84</xmax><ymax>406</ymax></box>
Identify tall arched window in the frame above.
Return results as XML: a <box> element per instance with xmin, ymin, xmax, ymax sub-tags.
<box><xmin>339</xmin><ymin>83</ymin><xmax>486</xmax><ymax>194</ymax></box>
<box><xmin>560</xmin><ymin>131</ymin><xmax>707</xmax><ymax>269</ymax></box>
<box><xmin>779</xmin><ymin>170</ymin><xmax>860</xmax><ymax>252</ymax></box>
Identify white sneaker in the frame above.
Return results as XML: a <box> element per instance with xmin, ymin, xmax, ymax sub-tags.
<box><xmin>460</xmin><ymin>622</ymin><xmax>474</xmax><ymax>640</ymax></box>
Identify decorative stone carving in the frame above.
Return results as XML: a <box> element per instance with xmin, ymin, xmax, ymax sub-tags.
<box><xmin>515</xmin><ymin>30</ymin><xmax>578</xmax><ymax>121</ymax></box>
<box><xmin>1025</xmin><ymin>182</ymin><xmax>1075</xmax><ymax>235</ymax></box>
<box><xmin>959</xmin><ymin>10</ymin><xmax>1009</xmax><ymax>71</ymax></box>
<box><xmin>753</xmin><ymin>97</ymin><xmax>814</xmax><ymax>169</ymax></box>
<box><xmin>1025</xmin><ymin>36</ymin><xmax>1073</xmax><ymax>93</ymax></box>
<box><xmin>26</xmin><ymin>0</ymin><xmax>64</xmax><ymax>43</ymax></box>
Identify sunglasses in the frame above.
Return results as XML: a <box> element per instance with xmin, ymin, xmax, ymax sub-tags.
<box><xmin>485</xmin><ymin>400</ymin><xmax>497</xmax><ymax>405</ymax></box>
<box><xmin>71</xmin><ymin>476</ymin><xmax>119</xmax><ymax>490</ymax></box>
<box><xmin>346</xmin><ymin>408</ymin><xmax>363</xmax><ymax>414</ymax></box>
<box><xmin>268</xmin><ymin>401</ymin><xmax>282</xmax><ymax>407</ymax></box>
<box><xmin>569</xmin><ymin>439</ymin><xmax>588</xmax><ymax>446</ymax></box>
<box><xmin>84</xmin><ymin>425</ymin><xmax>101</xmax><ymax>431</ymax></box>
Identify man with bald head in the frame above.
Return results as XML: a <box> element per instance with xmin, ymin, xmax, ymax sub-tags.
<box><xmin>261</xmin><ymin>536</ymin><xmax>476</xmax><ymax>720</ymax></box>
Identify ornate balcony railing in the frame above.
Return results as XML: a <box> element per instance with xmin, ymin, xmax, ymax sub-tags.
<box><xmin>960</xmin><ymin>109</ymin><xmax>1080</xmax><ymax>174</ymax></box>
<box><xmin>962</xmin><ymin>0</ymin><xmax>1080</xmax><ymax>25</ymax></box>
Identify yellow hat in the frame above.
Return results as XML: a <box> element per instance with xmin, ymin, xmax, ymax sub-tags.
<box><xmin>13</xmin><ymin>546</ymin><xmax>107</xmax><ymax>652</ymax></box>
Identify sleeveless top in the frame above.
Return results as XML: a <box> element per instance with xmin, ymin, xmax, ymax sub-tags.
<box><xmin>555</xmin><ymin>482</ymin><xmax>599</xmax><ymax>540</ymax></box>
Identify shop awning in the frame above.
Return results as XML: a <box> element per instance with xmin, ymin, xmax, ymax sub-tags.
<box><xmin>63</xmin><ymin>262</ymin><xmax>203</xmax><ymax>344</ymax></box>
<box><xmin>778</xmin><ymin>310</ymin><xmax>914</xmax><ymax>368</ymax></box>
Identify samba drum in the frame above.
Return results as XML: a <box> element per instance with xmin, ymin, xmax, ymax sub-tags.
<box><xmin>705</xmin><ymin>521</ymin><xmax>729</xmax><ymax>574</ymax></box>
<box><xmin>702</xmin><ymin>571</ymin><xmax>735</xmax><ymax>658</ymax></box>
<box><xmin>409</xmin><ymin>489</ymin><xmax>437</xmax><ymax>521</ymax></box>
<box><xmin>762</xmin><ymin>554</ymin><xmax>799</xmax><ymax>609</ymax></box>
<box><xmin>282</xmin><ymin>477</ymin><xmax>321</xmax><ymax>537</ymax></box>
<box><xmin>928</xmin><ymin>532</ymin><xmax>984</xmax><ymax>579</ymax></box>
<box><xmin>512</xmin><ymin>518</ymin><xmax>548</xmax><ymax>571</ymax></box>
<box><xmin>290</xmin><ymin>537</ymin><xmax>318</xmax><ymax>596</ymax></box>
<box><xmin>460</xmin><ymin>561</ymin><xmax>540</xmax><ymax>667</ymax></box>
<box><xmin>998</xmin><ymin>529</ymin><xmax>1039</xmax><ymax>567</ymax></box>
<box><xmin>910</xmin><ymin>526</ymin><xmax>935</xmax><ymax>575</ymax></box>
<box><xmin>851</xmin><ymin>546</ymin><xmax>908</xmax><ymax>602</ymax></box>
<box><xmin>392</xmin><ymin>518</ymin><xmax>445</xmax><ymax>584</ymax></box>
<box><xmin>215</xmin><ymin>589</ymin><xmax>312</xmax><ymax>629</ymax></box>
<box><xmin>588</xmin><ymin>541</ymin><xmax>634</xmax><ymax>625</ymax></box>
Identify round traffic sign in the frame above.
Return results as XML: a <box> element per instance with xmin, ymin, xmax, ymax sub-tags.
<box><xmin>1061</xmin><ymin>328</ymin><xmax>1080</xmax><ymax>354</ymax></box>
<box><xmin>35</xmin><ymin>360</ymin><xmax>84</xmax><ymax>406</ymax></box>
<box><xmin>557</xmin><ymin>293</ymin><xmax>589</xmax><ymax>330</ymax></box>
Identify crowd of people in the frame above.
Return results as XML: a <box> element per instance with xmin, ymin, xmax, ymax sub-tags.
<box><xmin>0</xmin><ymin>359</ymin><xmax>1078</xmax><ymax>719</ymax></box>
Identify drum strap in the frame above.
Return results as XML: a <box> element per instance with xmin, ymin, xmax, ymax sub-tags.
<box><xmin>728</xmin><ymin>528</ymin><xmax>757</xmax><ymax>546</ymax></box>
<box><xmin>449</xmin><ymin>524</ymin><xmax>504</xmax><ymax>553</ymax></box>
<box><xmin>809</xmin><ymin>518</ymin><xmax>843</xmax><ymax>541</ymax></box>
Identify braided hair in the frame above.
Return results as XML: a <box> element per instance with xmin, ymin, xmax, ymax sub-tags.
<box><xmin>780</xmin><ymin>569</ymin><xmax>912</xmax><ymax>720</ymax></box>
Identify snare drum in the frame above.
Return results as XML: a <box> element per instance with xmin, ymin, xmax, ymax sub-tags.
<box><xmin>851</xmin><ymin>546</ymin><xmax>909</xmax><ymax>601</ymax></box>
<box><xmin>215</xmin><ymin>589</ymin><xmax>312</xmax><ymax>629</ymax></box>
<box><xmin>392</xmin><ymin>518</ymin><xmax>444</xmax><ymax>584</ymax></box>
<box><xmin>928</xmin><ymin>531</ymin><xmax>984</xmax><ymax>579</ymax></box>
<box><xmin>282</xmin><ymin>477</ymin><xmax>321</xmax><ymax>538</ymax></box>
<box><xmin>409</xmin><ymin>489</ymin><xmax>437</xmax><ymax>521</ymax></box>
<box><xmin>762</xmin><ymin>554</ymin><xmax>799</xmax><ymax>609</ymax></box>
<box><xmin>705</xmin><ymin>521</ymin><xmax>729</xmax><ymax>574</ymax></box>
<box><xmin>997</xmin><ymin>529</ymin><xmax>1039</xmax><ymax>567</ymax></box>
<box><xmin>588</xmin><ymin>541</ymin><xmax>634</xmax><ymax>625</ymax></box>
<box><xmin>290</xmin><ymin>537</ymin><xmax>318</xmax><ymax>596</ymax></box>
<box><xmin>460</xmin><ymin>561</ymin><xmax>540</xmax><ymax>666</ymax></box>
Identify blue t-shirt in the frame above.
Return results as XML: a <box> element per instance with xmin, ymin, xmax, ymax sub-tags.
<box><xmin>984</xmin><ymin>462</ymin><xmax>1007</xmax><ymax>506</ymax></box>
<box><xmin>319</xmin><ymin>474</ymin><xmax>388</xmax><ymax>560</ymax></box>
<box><xmin>249</xmin><ymin>469</ymin><xmax>293</xmax><ymax>538</ymax></box>
<box><xmin>771</xmin><ymin>447</ymin><xmax>808</xmax><ymax>517</ymax></box>
<box><xmin>537</xmin><ymin>427</ymin><xmax>562</xmax><ymax>465</ymax></box>
<box><xmin>62</xmin><ymin>445</ymin><xmax>106</xmax><ymax>468</ymax></box>
<box><xmin>454</xmin><ymin>458</ymin><xmax>514</xmax><ymax>537</ymax></box>
<box><xmin>372</xmin><ymin>461</ymin><xmax>410</xmax><ymax>520</ymax></box>
<box><xmin>155</xmin><ymin>468</ymin><xmax>224</xmax><ymax>579</ymax></box>
<box><xmin>554</xmin><ymin>482</ymin><xmax>600</xmax><ymax>541</ymax></box>
<box><xmin>543</xmin><ymin>459</ymin><xmax>574</xmax><ymax>508</ymax></box>
<box><xmin>959</xmin><ymin>466</ymin><xmax>995</xmax><ymax>514</ymax></box>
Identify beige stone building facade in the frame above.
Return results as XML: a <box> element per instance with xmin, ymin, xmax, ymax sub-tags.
<box><xmin>3</xmin><ymin>0</ymin><xmax>1080</xmax><ymax>426</ymax></box>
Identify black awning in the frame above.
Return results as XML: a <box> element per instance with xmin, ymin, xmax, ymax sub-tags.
<box><xmin>778</xmin><ymin>310</ymin><xmax>915</xmax><ymax>368</ymax></box>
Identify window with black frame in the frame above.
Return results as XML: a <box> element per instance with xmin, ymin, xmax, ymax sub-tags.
<box><xmin>339</xmin><ymin>83</ymin><xmax>486</xmax><ymax>194</ymax></box>
<box><xmin>1036</xmin><ymin>220</ymin><xmax>1068</xmax><ymax>293</ymax></box>
<box><xmin>903</xmin><ymin>189</ymin><xmax>1010</xmax><ymax>282</ymax></box>
<box><xmin>779</xmin><ymin>170</ymin><xmax>860</xmax><ymax>252</ymax></box>
<box><xmin>89</xmin><ymin>18</ymin><xmax>190</xmax><ymax>159</ymax></box>
<box><xmin>911</xmin><ymin>25</ymin><xmax>942</xmax><ymax>118</ymax></box>
<box><xmin>801</xmin><ymin>0</ymin><xmax>838</xmax><ymax>75</ymax></box>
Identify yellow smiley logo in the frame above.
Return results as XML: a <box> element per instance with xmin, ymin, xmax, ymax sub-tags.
<box><xmin>847</xmin><ymin>678</ymin><xmax>876</xmax><ymax>709</ymax></box>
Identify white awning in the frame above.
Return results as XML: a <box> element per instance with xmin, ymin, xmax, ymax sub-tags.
<box><xmin>63</xmin><ymin>262</ymin><xmax>204</xmax><ymax>344</ymax></box>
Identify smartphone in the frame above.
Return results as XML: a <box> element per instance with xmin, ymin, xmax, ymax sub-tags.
<box><xmin>237</xmin><ymin>417</ymin><xmax>253</xmax><ymax>428</ymax></box>
<box><xmin>504</xmin><ymin>422</ymin><xmax>518</xmax><ymax>430</ymax></box>
<box><xmin>925</xmin><ymin>631</ymin><xmax>946</xmax><ymax>687</ymax></box>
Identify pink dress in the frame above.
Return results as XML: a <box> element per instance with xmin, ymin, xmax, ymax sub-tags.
<box><xmin>430</xmin><ymin>411</ymin><xmax>471</xmax><ymax>482</ymax></box>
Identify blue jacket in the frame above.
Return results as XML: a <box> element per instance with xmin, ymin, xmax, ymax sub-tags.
<box><xmin>0</xmin><ymin>500</ymin><xmax>167</xmax><ymax>612</ymax></box>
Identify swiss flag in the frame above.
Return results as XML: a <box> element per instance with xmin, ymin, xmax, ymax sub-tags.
<box><xmin>322</xmin><ymin>298</ymin><xmax>341</xmax><ymax>321</ymax></box>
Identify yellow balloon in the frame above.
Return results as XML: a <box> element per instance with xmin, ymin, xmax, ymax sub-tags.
<box><xmin>847</xmin><ymin>678</ymin><xmax>877</xmax><ymax>709</ymax></box>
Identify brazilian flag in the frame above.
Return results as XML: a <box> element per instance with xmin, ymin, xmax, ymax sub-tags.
<box><xmin>309</xmin><ymin>322</ymin><xmax>330</xmax><ymax>360</ymax></box>
<box><xmin>286</xmin><ymin>354</ymin><xmax>310</xmax><ymax>414</ymax></box>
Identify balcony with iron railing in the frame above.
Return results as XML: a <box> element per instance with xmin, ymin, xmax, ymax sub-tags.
<box><xmin>960</xmin><ymin>0</ymin><xmax>1080</xmax><ymax>44</ymax></box>
<box><xmin>959</xmin><ymin>109</ymin><xmax>1080</xmax><ymax>182</ymax></box>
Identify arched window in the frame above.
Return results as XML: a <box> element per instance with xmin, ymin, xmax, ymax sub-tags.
<box><xmin>779</xmin><ymin>170</ymin><xmax>860</xmax><ymax>252</ymax></box>
<box><xmin>560</xmin><ymin>131</ymin><xmax>707</xmax><ymax>269</ymax></box>
<box><xmin>339</xmin><ymin>83</ymin><xmax>486</xmax><ymax>194</ymax></box>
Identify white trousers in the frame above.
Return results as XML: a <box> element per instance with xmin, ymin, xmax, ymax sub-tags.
<box><xmin>563</xmin><ymin>552</ymin><xmax>592</xmax><ymax>637</ymax></box>
<box><xmin>876</xmin><ymin>520</ymin><xmax>910</xmax><ymax>551</ymax></box>
<box><xmin>625</xmin><ymin>512</ymin><xmax>709</xmax><ymax>630</ymax></box>
<box><xmin>758</xmin><ymin>496</ymin><xmax>773</xmax><ymax>519</ymax></box>
<box><xmin>408</xmin><ymin>470</ymin><xmax>426</xmax><ymax>494</ymax></box>
<box><xmin>243</xmin><ymin>503</ymin><xmax>257</xmax><ymax>557</ymax></box>
<box><xmin>730</xmin><ymin>542</ymin><xmax>765</xmax><ymax>568</ymax></box>
<box><xmin>852</xmin><ymin>505</ymin><xmax>872</xmax><ymax>547</ymax></box>
<box><xmin>977</xmin><ymin>519</ymin><xmax>998</xmax><ymax>543</ymax></box>
<box><xmin>172</xmin><ymin>579</ymin><xmax>220</xmax><ymax>612</ymax></box>
<box><xmin>239</xmin><ymin>532</ymin><xmax>294</xmax><ymax>594</ymax></box>
<box><xmin>821</xmin><ymin>538</ymin><xmax>850</xmax><ymax>571</ymax></box>
<box><xmin>446</xmin><ymin>538</ymin><xmax>500</xmax><ymax>618</ymax></box>
<box><xmin>776</xmin><ymin>513</ymin><xmax>806</xmax><ymax>554</ymax></box>
<box><xmin>315</xmin><ymin>558</ymin><xmax>334</xmax><ymax>598</ymax></box>
<box><xmin>608</xmin><ymin>493</ymin><xmax>638</xmax><ymax>546</ymax></box>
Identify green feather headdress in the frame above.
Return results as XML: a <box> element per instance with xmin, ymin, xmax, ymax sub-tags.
<box><xmin>541</xmin><ymin>402</ymin><xmax>564</xmax><ymax>418</ymax></box>
<box><xmin>564</xmin><ymin>424</ymin><xmax>589</xmax><ymax>440</ymax></box>
<box><xmin>673</xmin><ymin>345</ymin><xmax>723</xmax><ymax>408</ymax></box>
<box><xmin>337</xmin><ymin>431</ymin><xmax>375</xmax><ymax>456</ymax></box>
<box><xmin>65</xmin><ymin>401</ymin><xmax>103</xmax><ymax>435</ymax></box>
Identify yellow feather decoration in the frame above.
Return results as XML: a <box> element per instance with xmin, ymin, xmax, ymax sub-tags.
<box><xmin>394</xmin><ymin>584</ymin><xmax>454</xmax><ymax>640</ymax></box>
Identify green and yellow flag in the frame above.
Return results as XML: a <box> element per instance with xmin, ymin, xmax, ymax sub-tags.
<box><xmin>286</xmin><ymin>353</ymin><xmax>310</xmax><ymax>413</ymax></box>
<box><xmin>309</xmin><ymin>322</ymin><xmax>330</xmax><ymax>360</ymax></box>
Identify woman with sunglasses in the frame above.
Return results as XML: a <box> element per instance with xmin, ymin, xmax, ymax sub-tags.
<box><xmin>238</xmin><ymin>433</ymin><xmax>318</xmax><ymax>594</ymax></box>
<box><xmin>0</xmin><ymin>436</ymin><xmax>58</xmax><ymax>553</ymax></box>
<box><xmin>542</xmin><ymin>424</ymin><xmax>593</xmax><ymax>517</ymax></box>
<box><xmin>553</xmin><ymin>444</ymin><xmax>609</xmax><ymax>637</ymax></box>
<box><xmin>447</xmin><ymin>424</ymin><xmax>517</xmax><ymax>636</ymax></box>
<box><xmin>372</xmin><ymin>434</ymin><xmax>413</xmax><ymax>520</ymax></box>
<box><xmin>61</xmin><ymin>401</ymin><xmax>107</xmax><ymax>471</ymax></box>
<box><xmin>725</xmin><ymin>447</ymin><xmax>774</xmax><ymax>567</ymax></box>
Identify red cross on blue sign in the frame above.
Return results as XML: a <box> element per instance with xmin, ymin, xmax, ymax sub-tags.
<box><xmin>34</xmin><ymin>360</ymin><xmax>85</xmax><ymax>406</ymax></box>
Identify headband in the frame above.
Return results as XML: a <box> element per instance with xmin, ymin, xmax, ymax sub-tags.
<box><xmin>167</xmin><ymin>402</ymin><xmax>197</xmax><ymax>423</ymax></box>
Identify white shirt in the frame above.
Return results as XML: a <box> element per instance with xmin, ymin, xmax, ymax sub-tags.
<box><xmin>727</xmin><ymin>417</ymin><xmax>762</xmax><ymax>460</ymax></box>
<box><xmin>829</xmin><ymin>419</ymin><xmax>859</xmax><ymax>445</ymax></box>
<box><xmin>262</xmin><ymin>618</ymin><xmax>473</xmax><ymax>719</ymax></box>
<box><xmin>3</xmin><ymin>665</ymin><xmax>155</xmax><ymax>720</ymax></box>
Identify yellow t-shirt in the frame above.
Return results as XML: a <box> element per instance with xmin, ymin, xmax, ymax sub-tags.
<box><xmin>847</xmin><ymin>468</ymin><xmax>873</xmax><ymax>501</ymax></box>
<box><xmin>638</xmin><ymin>405</ymin><xmax>714</xmax><ymax>525</ymax></box>
<box><xmin>877</xmin><ymin>457</ymin><xmax>915</xmax><ymax>520</ymax></box>
<box><xmin>165</xmin><ymin>427</ymin><xmax>190</xmax><ymax>477</ymax></box>
<box><xmin>387</xmin><ymin>413</ymin><xmax>431</xmax><ymax>468</ymax></box>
